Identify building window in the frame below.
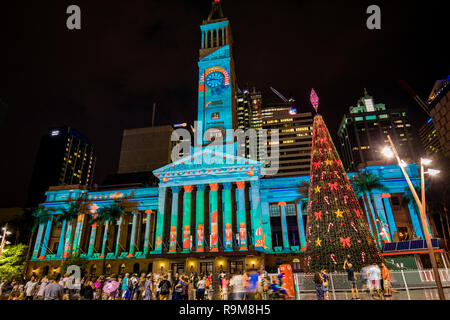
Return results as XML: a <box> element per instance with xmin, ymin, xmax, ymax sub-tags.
<box><xmin>230</xmin><ymin>261</ymin><xmax>243</xmax><ymax>274</ymax></box>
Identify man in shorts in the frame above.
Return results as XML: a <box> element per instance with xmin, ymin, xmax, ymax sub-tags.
<box><xmin>343</xmin><ymin>260</ymin><xmax>360</xmax><ymax>300</ymax></box>
<box><xmin>381</xmin><ymin>263</ymin><xmax>391</xmax><ymax>297</ymax></box>
<box><xmin>367</xmin><ymin>264</ymin><xmax>382</xmax><ymax>299</ymax></box>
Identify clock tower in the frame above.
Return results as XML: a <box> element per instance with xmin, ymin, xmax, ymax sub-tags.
<box><xmin>196</xmin><ymin>0</ymin><xmax>237</xmax><ymax>149</ymax></box>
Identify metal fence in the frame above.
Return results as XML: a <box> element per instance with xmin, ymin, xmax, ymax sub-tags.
<box><xmin>291</xmin><ymin>269</ymin><xmax>450</xmax><ymax>300</ymax></box>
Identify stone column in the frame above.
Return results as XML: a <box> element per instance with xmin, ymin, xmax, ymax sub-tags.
<box><xmin>143</xmin><ymin>210</ymin><xmax>153</xmax><ymax>255</ymax></box>
<box><xmin>296</xmin><ymin>201</ymin><xmax>307</xmax><ymax>250</ymax></box>
<box><xmin>196</xmin><ymin>185</ymin><xmax>206</xmax><ymax>252</ymax></box>
<box><xmin>381</xmin><ymin>194</ymin><xmax>397</xmax><ymax>240</ymax></box>
<box><xmin>72</xmin><ymin>214</ymin><xmax>85</xmax><ymax>256</ymax></box>
<box><xmin>100</xmin><ymin>222</ymin><xmax>109</xmax><ymax>257</ymax></box>
<box><xmin>87</xmin><ymin>216</ymin><xmax>97</xmax><ymax>257</ymax></box>
<box><xmin>169</xmin><ymin>186</ymin><xmax>181</xmax><ymax>253</ymax></box>
<box><xmin>127</xmin><ymin>212</ymin><xmax>138</xmax><ymax>256</ymax></box>
<box><xmin>209</xmin><ymin>183</ymin><xmax>219</xmax><ymax>252</ymax></box>
<box><xmin>114</xmin><ymin>216</ymin><xmax>123</xmax><ymax>256</ymax></box>
<box><xmin>278</xmin><ymin>202</ymin><xmax>290</xmax><ymax>250</ymax></box>
<box><xmin>39</xmin><ymin>216</ymin><xmax>54</xmax><ymax>258</ymax></box>
<box><xmin>250</xmin><ymin>180</ymin><xmax>264</xmax><ymax>251</ymax></box>
<box><xmin>261</xmin><ymin>199</ymin><xmax>272</xmax><ymax>252</ymax></box>
<box><xmin>222</xmin><ymin>182</ymin><xmax>233</xmax><ymax>251</ymax></box>
<box><xmin>373</xmin><ymin>193</ymin><xmax>391</xmax><ymax>242</ymax></box>
<box><xmin>408</xmin><ymin>202</ymin><xmax>424</xmax><ymax>239</ymax></box>
<box><xmin>32</xmin><ymin>223</ymin><xmax>45</xmax><ymax>259</ymax></box>
<box><xmin>153</xmin><ymin>187</ymin><xmax>167</xmax><ymax>254</ymax></box>
<box><xmin>62</xmin><ymin>219</ymin><xmax>74</xmax><ymax>258</ymax></box>
<box><xmin>236</xmin><ymin>181</ymin><xmax>248</xmax><ymax>251</ymax></box>
<box><xmin>57</xmin><ymin>219</ymin><xmax>67</xmax><ymax>258</ymax></box>
<box><xmin>182</xmin><ymin>185</ymin><xmax>194</xmax><ymax>252</ymax></box>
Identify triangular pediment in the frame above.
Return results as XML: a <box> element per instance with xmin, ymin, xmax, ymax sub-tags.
<box><xmin>153</xmin><ymin>149</ymin><xmax>264</xmax><ymax>185</ymax></box>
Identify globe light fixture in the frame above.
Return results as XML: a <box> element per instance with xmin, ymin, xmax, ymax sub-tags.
<box><xmin>421</xmin><ymin>158</ymin><xmax>432</xmax><ymax>165</ymax></box>
<box><xmin>381</xmin><ymin>146</ymin><xmax>394</xmax><ymax>158</ymax></box>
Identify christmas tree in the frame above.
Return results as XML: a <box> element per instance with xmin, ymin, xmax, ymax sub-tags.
<box><xmin>304</xmin><ymin>90</ymin><xmax>381</xmax><ymax>272</ymax></box>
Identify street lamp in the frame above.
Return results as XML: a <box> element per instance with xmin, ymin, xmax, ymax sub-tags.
<box><xmin>383</xmin><ymin>135</ymin><xmax>445</xmax><ymax>300</ymax></box>
<box><xmin>0</xmin><ymin>223</ymin><xmax>12</xmax><ymax>258</ymax></box>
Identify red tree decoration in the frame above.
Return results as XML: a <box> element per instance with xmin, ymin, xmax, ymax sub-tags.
<box><xmin>304</xmin><ymin>114</ymin><xmax>382</xmax><ymax>272</ymax></box>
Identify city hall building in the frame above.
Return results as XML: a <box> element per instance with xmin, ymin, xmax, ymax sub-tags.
<box><xmin>27</xmin><ymin>1</ymin><xmax>447</xmax><ymax>277</ymax></box>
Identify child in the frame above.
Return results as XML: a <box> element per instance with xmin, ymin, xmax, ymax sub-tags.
<box><xmin>321</xmin><ymin>269</ymin><xmax>330</xmax><ymax>300</ymax></box>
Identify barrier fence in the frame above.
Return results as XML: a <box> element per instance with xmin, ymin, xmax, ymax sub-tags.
<box><xmin>290</xmin><ymin>268</ymin><xmax>450</xmax><ymax>300</ymax></box>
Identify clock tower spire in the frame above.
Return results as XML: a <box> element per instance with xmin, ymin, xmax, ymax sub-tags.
<box><xmin>196</xmin><ymin>0</ymin><xmax>237</xmax><ymax>150</ymax></box>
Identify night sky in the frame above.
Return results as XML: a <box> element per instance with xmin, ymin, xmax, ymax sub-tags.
<box><xmin>0</xmin><ymin>0</ymin><xmax>448</xmax><ymax>207</ymax></box>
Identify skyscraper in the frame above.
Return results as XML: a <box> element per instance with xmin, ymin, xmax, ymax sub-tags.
<box><xmin>260</xmin><ymin>104</ymin><xmax>313</xmax><ymax>177</ymax></box>
<box><xmin>428</xmin><ymin>76</ymin><xmax>450</xmax><ymax>162</ymax></box>
<box><xmin>418</xmin><ymin>118</ymin><xmax>443</xmax><ymax>160</ymax></box>
<box><xmin>27</xmin><ymin>126</ymin><xmax>95</xmax><ymax>206</ymax></box>
<box><xmin>338</xmin><ymin>90</ymin><xmax>416</xmax><ymax>171</ymax></box>
<box><xmin>236</xmin><ymin>87</ymin><xmax>262</xmax><ymax>130</ymax></box>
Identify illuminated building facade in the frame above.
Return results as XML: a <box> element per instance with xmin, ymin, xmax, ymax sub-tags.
<box><xmin>27</xmin><ymin>126</ymin><xmax>95</xmax><ymax>207</ymax></box>
<box><xmin>338</xmin><ymin>90</ymin><xmax>417</xmax><ymax>172</ymax></box>
<box><xmin>27</xmin><ymin>2</ymin><xmax>446</xmax><ymax>276</ymax></box>
<box><xmin>428</xmin><ymin>76</ymin><xmax>450</xmax><ymax>161</ymax></box>
<box><xmin>260</xmin><ymin>106</ymin><xmax>313</xmax><ymax>177</ymax></box>
<box><xmin>418</xmin><ymin>118</ymin><xmax>443</xmax><ymax>160</ymax></box>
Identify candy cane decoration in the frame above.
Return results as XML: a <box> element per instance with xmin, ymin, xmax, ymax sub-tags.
<box><xmin>307</xmin><ymin>256</ymin><xmax>312</xmax><ymax>267</ymax></box>
<box><xmin>344</xmin><ymin>195</ymin><xmax>348</xmax><ymax>205</ymax></box>
<box><xmin>362</xmin><ymin>252</ymin><xmax>366</xmax><ymax>263</ymax></box>
<box><xmin>351</xmin><ymin>221</ymin><xmax>358</xmax><ymax>232</ymax></box>
<box><xmin>321</xmin><ymin>171</ymin><xmax>326</xmax><ymax>180</ymax></box>
<box><xmin>308</xmin><ymin>226</ymin><xmax>312</xmax><ymax>236</ymax></box>
<box><xmin>324</xmin><ymin>196</ymin><xmax>329</xmax><ymax>205</ymax></box>
<box><xmin>330</xmin><ymin>254</ymin><xmax>337</xmax><ymax>265</ymax></box>
<box><xmin>327</xmin><ymin>222</ymin><xmax>334</xmax><ymax>233</ymax></box>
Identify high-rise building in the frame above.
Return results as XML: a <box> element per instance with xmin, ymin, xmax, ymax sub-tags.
<box><xmin>27</xmin><ymin>126</ymin><xmax>95</xmax><ymax>206</ymax></box>
<box><xmin>418</xmin><ymin>118</ymin><xmax>443</xmax><ymax>160</ymax></box>
<box><xmin>338</xmin><ymin>89</ymin><xmax>416</xmax><ymax>171</ymax></box>
<box><xmin>260</xmin><ymin>105</ymin><xmax>313</xmax><ymax>177</ymax></box>
<box><xmin>236</xmin><ymin>87</ymin><xmax>262</xmax><ymax>130</ymax></box>
<box><xmin>428</xmin><ymin>76</ymin><xmax>450</xmax><ymax>162</ymax></box>
<box><xmin>118</xmin><ymin>125</ymin><xmax>174</xmax><ymax>175</ymax></box>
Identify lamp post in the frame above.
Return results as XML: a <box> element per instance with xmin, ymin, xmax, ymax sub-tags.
<box><xmin>383</xmin><ymin>135</ymin><xmax>445</xmax><ymax>300</ymax></box>
<box><xmin>0</xmin><ymin>224</ymin><xmax>12</xmax><ymax>258</ymax></box>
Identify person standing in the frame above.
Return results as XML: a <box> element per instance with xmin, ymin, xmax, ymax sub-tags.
<box><xmin>381</xmin><ymin>263</ymin><xmax>392</xmax><ymax>297</ymax></box>
<box><xmin>229</xmin><ymin>274</ymin><xmax>244</xmax><ymax>300</ymax></box>
<box><xmin>242</xmin><ymin>271</ymin><xmax>249</xmax><ymax>300</ymax></box>
<box><xmin>343</xmin><ymin>260</ymin><xmax>360</xmax><ymax>300</ymax></box>
<box><xmin>196</xmin><ymin>276</ymin><xmax>206</xmax><ymax>300</ymax></box>
<box><xmin>313</xmin><ymin>272</ymin><xmax>324</xmax><ymax>300</ymax></box>
<box><xmin>321</xmin><ymin>269</ymin><xmax>330</xmax><ymax>300</ymax></box>
<box><xmin>221</xmin><ymin>275</ymin><xmax>229</xmax><ymax>300</ymax></box>
<box><xmin>36</xmin><ymin>277</ymin><xmax>49</xmax><ymax>300</ymax></box>
<box><xmin>43</xmin><ymin>275</ymin><xmax>64</xmax><ymax>300</ymax></box>
<box><xmin>121</xmin><ymin>273</ymin><xmax>129</xmax><ymax>299</ymax></box>
<box><xmin>143</xmin><ymin>274</ymin><xmax>153</xmax><ymax>300</ymax></box>
<box><xmin>83</xmin><ymin>276</ymin><xmax>95</xmax><ymax>300</ymax></box>
<box><xmin>24</xmin><ymin>276</ymin><xmax>38</xmax><ymax>300</ymax></box>
<box><xmin>158</xmin><ymin>274</ymin><xmax>171</xmax><ymax>300</ymax></box>
<box><xmin>367</xmin><ymin>264</ymin><xmax>382</xmax><ymax>299</ymax></box>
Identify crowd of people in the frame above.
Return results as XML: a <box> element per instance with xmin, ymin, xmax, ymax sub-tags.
<box><xmin>0</xmin><ymin>269</ymin><xmax>289</xmax><ymax>301</ymax></box>
<box><xmin>313</xmin><ymin>261</ymin><xmax>392</xmax><ymax>300</ymax></box>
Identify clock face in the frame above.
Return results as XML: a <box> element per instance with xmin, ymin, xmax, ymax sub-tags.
<box><xmin>205</xmin><ymin>71</ymin><xmax>225</xmax><ymax>88</ymax></box>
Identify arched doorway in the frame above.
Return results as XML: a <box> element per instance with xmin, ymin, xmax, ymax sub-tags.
<box><xmin>90</xmin><ymin>264</ymin><xmax>97</xmax><ymax>275</ymax></box>
<box><xmin>147</xmin><ymin>263</ymin><xmax>153</xmax><ymax>274</ymax></box>
<box><xmin>105</xmin><ymin>264</ymin><xmax>112</xmax><ymax>275</ymax></box>
<box><xmin>133</xmin><ymin>263</ymin><xmax>140</xmax><ymax>274</ymax></box>
<box><xmin>119</xmin><ymin>264</ymin><xmax>126</xmax><ymax>275</ymax></box>
<box><xmin>43</xmin><ymin>265</ymin><xmax>50</xmax><ymax>276</ymax></box>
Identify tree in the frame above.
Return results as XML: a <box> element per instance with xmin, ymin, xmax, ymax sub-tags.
<box><xmin>304</xmin><ymin>115</ymin><xmax>381</xmax><ymax>273</ymax></box>
<box><xmin>60</xmin><ymin>254</ymin><xmax>89</xmax><ymax>276</ymax></box>
<box><xmin>0</xmin><ymin>244</ymin><xmax>28</xmax><ymax>280</ymax></box>
<box><xmin>351</xmin><ymin>171</ymin><xmax>389</xmax><ymax>247</ymax></box>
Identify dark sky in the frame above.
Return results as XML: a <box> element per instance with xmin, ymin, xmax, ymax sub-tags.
<box><xmin>0</xmin><ymin>0</ymin><xmax>448</xmax><ymax>207</ymax></box>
